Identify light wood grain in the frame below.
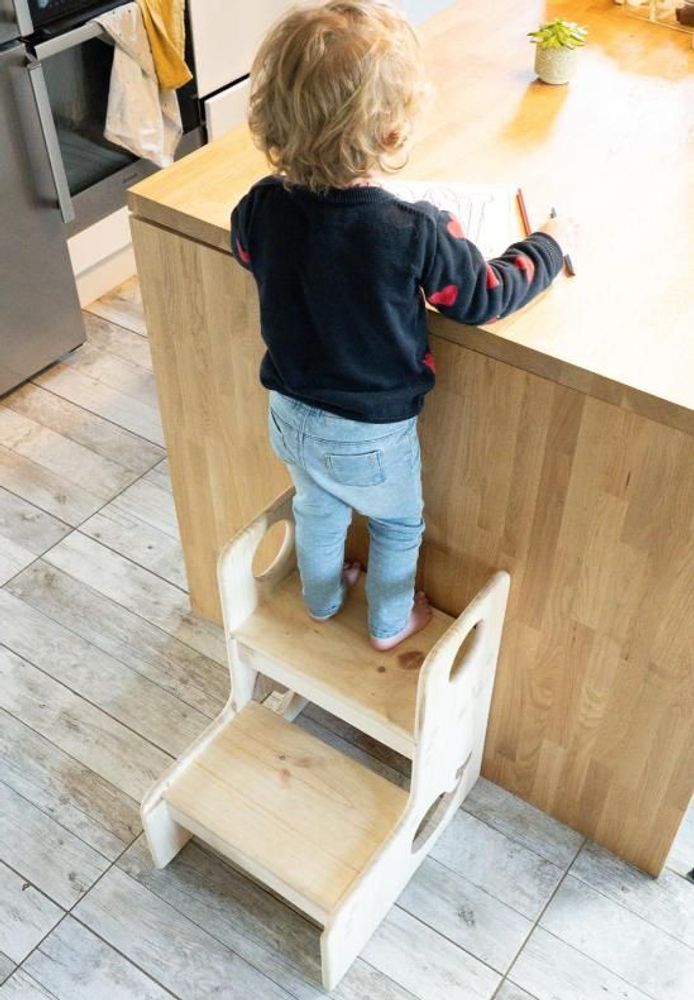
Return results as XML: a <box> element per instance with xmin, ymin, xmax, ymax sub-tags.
<box><xmin>570</xmin><ymin>840</ymin><xmax>694</xmax><ymax>949</ymax></box>
<box><xmin>0</xmin><ymin>862</ymin><xmax>63</xmax><ymax>964</ymax></box>
<box><xmin>397</xmin><ymin>856</ymin><xmax>531</xmax><ymax>973</ymax></box>
<box><xmin>362</xmin><ymin>906</ymin><xmax>500</xmax><ymax>1000</ymax></box>
<box><xmin>128</xmin><ymin>225</ymin><xmax>693</xmax><ymax>877</ymax></box>
<box><xmin>83</xmin><ymin>275</ymin><xmax>146</xmax><ymax>335</ymax></box>
<box><xmin>495</xmin><ymin>983</ymin><xmax>539</xmax><ymax>1000</ymax></box>
<box><xmin>129</xmin><ymin>217</ymin><xmax>290</xmax><ymax>622</ymax></box>
<box><xmin>118</xmin><ymin>833</ymin><xmax>414</xmax><ymax>1000</ymax></box>
<box><xmin>164</xmin><ymin>702</ymin><xmax>408</xmax><ymax>921</ymax></box>
<box><xmin>462</xmin><ymin>776</ymin><xmax>584</xmax><ymax>870</ymax></box>
<box><xmin>538</xmin><ymin>875</ymin><xmax>694</xmax><ymax>1000</ymax></box>
<box><xmin>235</xmin><ymin>571</ymin><xmax>452</xmax><ymax>757</ymax></box>
<box><xmin>42</xmin><ymin>532</ymin><xmax>226</xmax><ymax>665</ymax></box>
<box><xmin>73</xmin><ymin>866</ymin><xmax>294</xmax><ymax>1000</ymax></box>
<box><xmin>128</xmin><ymin>0</ymin><xmax>694</xmax><ymax>430</ymax></box>
<box><xmin>80</xmin><ymin>506</ymin><xmax>187</xmax><ymax>590</ymax></box>
<box><xmin>0</xmin><ymin>589</ymin><xmax>208</xmax><ymax>757</ymax></box>
<box><xmin>0</xmin><ymin>707</ymin><xmax>140</xmax><ymax>858</ymax></box>
<box><xmin>0</xmin><ymin>968</ymin><xmax>60</xmax><ymax>998</ymax></box>
<box><xmin>508</xmin><ymin>927</ymin><xmax>652</xmax><ymax>1000</ymax></box>
<box><xmin>0</xmin><ymin>952</ymin><xmax>16</xmax><ymax>985</ymax></box>
<box><xmin>0</xmin><ymin>489</ymin><xmax>69</xmax><ymax>586</ymax></box>
<box><xmin>6</xmin><ymin>562</ymin><xmax>228</xmax><ymax>718</ymax></box>
<box><xmin>430</xmin><ymin>810</ymin><xmax>564</xmax><ymax>921</ymax></box>
<box><xmin>23</xmin><ymin>917</ymin><xmax>172</xmax><ymax>1000</ymax></box>
<box><xmin>33</xmin><ymin>365</ymin><xmax>164</xmax><ymax>448</ymax></box>
<box><xmin>0</xmin><ymin>783</ymin><xmax>108</xmax><ymax>908</ymax></box>
<box><xmin>128</xmin><ymin>0</ymin><xmax>693</xmax><ymax>878</ymax></box>
<box><xmin>0</xmin><ymin>646</ymin><xmax>171</xmax><ymax>802</ymax></box>
<box><xmin>3</xmin><ymin>383</ymin><xmax>163</xmax><ymax>476</ymax></box>
<box><xmin>82</xmin><ymin>312</ymin><xmax>154</xmax><ymax>370</ymax></box>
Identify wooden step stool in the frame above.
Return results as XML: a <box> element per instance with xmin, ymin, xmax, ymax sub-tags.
<box><xmin>141</xmin><ymin>488</ymin><xmax>510</xmax><ymax>990</ymax></box>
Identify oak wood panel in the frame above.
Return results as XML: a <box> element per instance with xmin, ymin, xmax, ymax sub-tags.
<box><xmin>129</xmin><ymin>0</ymin><xmax>694</xmax><ymax>875</ymax></box>
<box><xmin>131</xmin><ymin>215</ymin><xmax>693</xmax><ymax>874</ymax></box>
<box><xmin>130</xmin><ymin>216</ymin><xmax>289</xmax><ymax>622</ymax></box>
<box><xmin>128</xmin><ymin>0</ymin><xmax>694</xmax><ymax>433</ymax></box>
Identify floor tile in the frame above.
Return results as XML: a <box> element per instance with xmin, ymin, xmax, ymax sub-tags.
<box><xmin>23</xmin><ymin>916</ymin><xmax>172</xmax><ymax>1000</ymax></box>
<box><xmin>363</xmin><ymin>906</ymin><xmax>500</xmax><ymax>1000</ymax></box>
<box><xmin>571</xmin><ymin>839</ymin><xmax>694</xmax><ymax>948</ymax></box>
<box><xmin>73</xmin><ymin>866</ymin><xmax>294</xmax><ymax>1000</ymax></box>
<box><xmin>0</xmin><ymin>708</ymin><xmax>139</xmax><ymax>859</ymax></box>
<box><xmin>397</xmin><ymin>857</ymin><xmax>531</xmax><ymax>973</ymax></box>
<box><xmin>0</xmin><ymin>862</ymin><xmax>63</xmax><ymax>964</ymax></box>
<box><xmin>509</xmin><ymin>926</ymin><xmax>653</xmax><ymax>1000</ymax></box>
<box><xmin>462</xmin><ymin>776</ymin><xmax>584</xmax><ymax>869</ymax></box>
<box><xmin>0</xmin><ymin>783</ymin><xmax>108</xmax><ymax>909</ymax></box>
<box><xmin>539</xmin><ymin>875</ymin><xmax>694</xmax><ymax>1000</ymax></box>
<box><xmin>430</xmin><ymin>810</ymin><xmax>564</xmax><ymax>920</ymax></box>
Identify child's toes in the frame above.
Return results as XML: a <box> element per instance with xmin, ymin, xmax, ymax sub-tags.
<box><xmin>342</xmin><ymin>561</ymin><xmax>362</xmax><ymax>587</ymax></box>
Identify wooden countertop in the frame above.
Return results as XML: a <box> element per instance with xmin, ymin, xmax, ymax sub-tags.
<box><xmin>128</xmin><ymin>0</ymin><xmax>693</xmax><ymax>433</ymax></box>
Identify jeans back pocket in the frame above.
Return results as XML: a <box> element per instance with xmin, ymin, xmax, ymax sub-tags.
<box><xmin>325</xmin><ymin>450</ymin><xmax>385</xmax><ymax>487</ymax></box>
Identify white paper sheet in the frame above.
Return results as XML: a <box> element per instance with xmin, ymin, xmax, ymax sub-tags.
<box><xmin>382</xmin><ymin>180</ymin><xmax>519</xmax><ymax>259</ymax></box>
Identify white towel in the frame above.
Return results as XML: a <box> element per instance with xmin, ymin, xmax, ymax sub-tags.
<box><xmin>95</xmin><ymin>1</ymin><xmax>181</xmax><ymax>167</ymax></box>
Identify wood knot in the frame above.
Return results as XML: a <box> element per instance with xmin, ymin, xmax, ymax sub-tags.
<box><xmin>397</xmin><ymin>650</ymin><xmax>424</xmax><ymax>671</ymax></box>
<box><xmin>376</xmin><ymin>665</ymin><xmax>387</xmax><ymax>673</ymax></box>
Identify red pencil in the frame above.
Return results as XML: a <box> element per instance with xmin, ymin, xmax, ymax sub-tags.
<box><xmin>516</xmin><ymin>187</ymin><xmax>532</xmax><ymax>238</ymax></box>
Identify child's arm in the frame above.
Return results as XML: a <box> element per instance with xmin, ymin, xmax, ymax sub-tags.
<box><xmin>231</xmin><ymin>199</ymin><xmax>253</xmax><ymax>271</ymax></box>
<box><xmin>420</xmin><ymin>206</ymin><xmax>564</xmax><ymax>326</ymax></box>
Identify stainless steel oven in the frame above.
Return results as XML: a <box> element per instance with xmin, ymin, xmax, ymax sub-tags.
<box><xmin>17</xmin><ymin>0</ymin><xmax>204</xmax><ymax>234</ymax></box>
<box><xmin>0</xmin><ymin>0</ymin><xmax>203</xmax><ymax>395</ymax></box>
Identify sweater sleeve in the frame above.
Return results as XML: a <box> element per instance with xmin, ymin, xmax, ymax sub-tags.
<box><xmin>230</xmin><ymin>196</ymin><xmax>253</xmax><ymax>271</ymax></box>
<box><xmin>419</xmin><ymin>204</ymin><xmax>564</xmax><ymax>325</ymax></box>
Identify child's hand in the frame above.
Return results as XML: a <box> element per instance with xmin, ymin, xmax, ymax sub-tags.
<box><xmin>538</xmin><ymin>215</ymin><xmax>579</xmax><ymax>254</ymax></box>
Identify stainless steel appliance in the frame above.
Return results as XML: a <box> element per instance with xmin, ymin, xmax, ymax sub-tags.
<box><xmin>0</xmin><ymin>0</ymin><xmax>203</xmax><ymax>395</ymax></box>
<box><xmin>1</xmin><ymin>2</ymin><xmax>85</xmax><ymax>395</ymax></box>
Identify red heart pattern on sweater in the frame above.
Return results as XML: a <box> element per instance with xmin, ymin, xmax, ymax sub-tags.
<box><xmin>446</xmin><ymin>213</ymin><xmax>465</xmax><ymax>239</ymax></box>
<box><xmin>236</xmin><ymin>238</ymin><xmax>251</xmax><ymax>265</ymax></box>
<box><xmin>427</xmin><ymin>284</ymin><xmax>459</xmax><ymax>307</ymax></box>
<box><xmin>513</xmin><ymin>254</ymin><xmax>535</xmax><ymax>282</ymax></box>
<box><xmin>486</xmin><ymin>264</ymin><xmax>500</xmax><ymax>290</ymax></box>
<box><xmin>423</xmin><ymin>351</ymin><xmax>436</xmax><ymax>373</ymax></box>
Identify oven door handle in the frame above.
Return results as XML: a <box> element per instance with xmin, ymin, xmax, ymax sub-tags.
<box><xmin>30</xmin><ymin>20</ymin><xmax>108</xmax><ymax>60</ymax></box>
<box><xmin>26</xmin><ymin>59</ymin><xmax>75</xmax><ymax>225</ymax></box>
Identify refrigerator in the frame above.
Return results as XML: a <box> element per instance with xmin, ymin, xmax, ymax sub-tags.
<box><xmin>0</xmin><ymin>4</ymin><xmax>85</xmax><ymax>397</ymax></box>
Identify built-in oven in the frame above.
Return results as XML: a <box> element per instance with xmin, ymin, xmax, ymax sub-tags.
<box><xmin>18</xmin><ymin>0</ymin><xmax>204</xmax><ymax>234</ymax></box>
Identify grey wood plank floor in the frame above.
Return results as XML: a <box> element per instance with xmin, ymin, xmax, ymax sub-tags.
<box><xmin>1</xmin><ymin>279</ymin><xmax>692</xmax><ymax>1000</ymax></box>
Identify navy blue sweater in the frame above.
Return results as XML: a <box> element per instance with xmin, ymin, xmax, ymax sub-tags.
<box><xmin>231</xmin><ymin>175</ymin><xmax>563</xmax><ymax>422</ymax></box>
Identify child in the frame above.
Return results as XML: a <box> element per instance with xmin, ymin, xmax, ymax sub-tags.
<box><xmin>231</xmin><ymin>0</ymin><xmax>570</xmax><ymax>651</ymax></box>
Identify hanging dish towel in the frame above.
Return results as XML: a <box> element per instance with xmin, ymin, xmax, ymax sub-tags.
<box><xmin>137</xmin><ymin>0</ymin><xmax>192</xmax><ymax>90</ymax></box>
<box><xmin>95</xmin><ymin>1</ymin><xmax>181</xmax><ymax>167</ymax></box>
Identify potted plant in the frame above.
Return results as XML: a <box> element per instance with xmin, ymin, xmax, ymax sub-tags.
<box><xmin>528</xmin><ymin>18</ymin><xmax>588</xmax><ymax>85</ymax></box>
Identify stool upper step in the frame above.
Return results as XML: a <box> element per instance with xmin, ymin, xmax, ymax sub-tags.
<box><xmin>232</xmin><ymin>571</ymin><xmax>454</xmax><ymax>757</ymax></box>
<box><xmin>163</xmin><ymin>701</ymin><xmax>408</xmax><ymax>923</ymax></box>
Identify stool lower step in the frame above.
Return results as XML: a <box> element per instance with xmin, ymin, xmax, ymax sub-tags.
<box><xmin>163</xmin><ymin>701</ymin><xmax>407</xmax><ymax>922</ymax></box>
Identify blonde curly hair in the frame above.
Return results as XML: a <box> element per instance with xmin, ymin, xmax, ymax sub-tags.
<box><xmin>248</xmin><ymin>1</ymin><xmax>428</xmax><ymax>192</ymax></box>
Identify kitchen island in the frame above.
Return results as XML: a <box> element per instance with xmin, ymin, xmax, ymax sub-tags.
<box><xmin>128</xmin><ymin>0</ymin><xmax>693</xmax><ymax>875</ymax></box>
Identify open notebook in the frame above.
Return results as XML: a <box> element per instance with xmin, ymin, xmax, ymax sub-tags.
<box><xmin>382</xmin><ymin>180</ymin><xmax>520</xmax><ymax>260</ymax></box>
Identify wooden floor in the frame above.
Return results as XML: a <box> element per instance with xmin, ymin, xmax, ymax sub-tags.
<box><xmin>0</xmin><ymin>277</ymin><xmax>692</xmax><ymax>1000</ymax></box>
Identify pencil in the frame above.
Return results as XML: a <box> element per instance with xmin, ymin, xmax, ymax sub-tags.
<box><xmin>549</xmin><ymin>206</ymin><xmax>576</xmax><ymax>277</ymax></box>
<box><xmin>516</xmin><ymin>187</ymin><xmax>532</xmax><ymax>238</ymax></box>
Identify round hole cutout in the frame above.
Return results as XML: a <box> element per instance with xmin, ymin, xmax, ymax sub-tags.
<box><xmin>252</xmin><ymin>520</ymin><xmax>292</xmax><ymax>579</ymax></box>
<box><xmin>449</xmin><ymin>621</ymin><xmax>483</xmax><ymax>682</ymax></box>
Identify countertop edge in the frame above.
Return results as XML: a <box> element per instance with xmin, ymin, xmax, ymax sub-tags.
<box><xmin>126</xmin><ymin>206</ymin><xmax>694</xmax><ymax>438</ymax></box>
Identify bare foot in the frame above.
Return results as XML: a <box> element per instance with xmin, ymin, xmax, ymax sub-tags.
<box><xmin>342</xmin><ymin>561</ymin><xmax>362</xmax><ymax>588</ymax></box>
<box><xmin>309</xmin><ymin>562</ymin><xmax>362</xmax><ymax>621</ymax></box>
<box><xmin>370</xmin><ymin>592</ymin><xmax>433</xmax><ymax>651</ymax></box>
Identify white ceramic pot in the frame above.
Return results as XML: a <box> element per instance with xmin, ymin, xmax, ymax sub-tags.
<box><xmin>534</xmin><ymin>45</ymin><xmax>580</xmax><ymax>85</ymax></box>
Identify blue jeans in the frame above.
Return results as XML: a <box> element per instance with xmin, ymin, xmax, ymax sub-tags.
<box><xmin>268</xmin><ymin>391</ymin><xmax>424</xmax><ymax>639</ymax></box>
